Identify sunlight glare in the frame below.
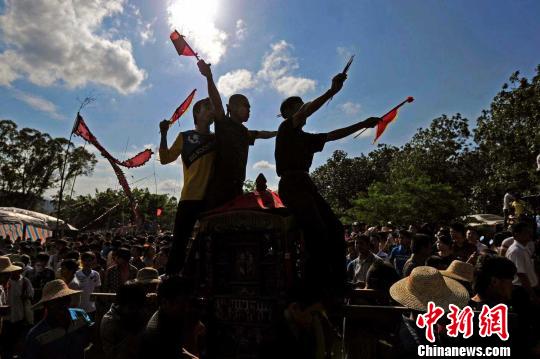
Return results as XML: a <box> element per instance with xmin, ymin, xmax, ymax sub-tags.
<box><xmin>167</xmin><ymin>0</ymin><xmax>227</xmax><ymax>64</ymax></box>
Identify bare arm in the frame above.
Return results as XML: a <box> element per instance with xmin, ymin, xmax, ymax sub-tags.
<box><xmin>197</xmin><ymin>60</ymin><xmax>226</xmax><ymax>121</ymax></box>
<box><xmin>292</xmin><ymin>73</ymin><xmax>347</xmax><ymax>128</ymax></box>
<box><xmin>326</xmin><ymin>117</ymin><xmax>380</xmax><ymax>142</ymax></box>
<box><xmin>159</xmin><ymin>120</ymin><xmax>182</xmax><ymax>164</ymax></box>
<box><xmin>255</xmin><ymin>131</ymin><xmax>277</xmax><ymax>139</ymax></box>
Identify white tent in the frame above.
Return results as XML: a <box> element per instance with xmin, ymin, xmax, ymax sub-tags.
<box><xmin>0</xmin><ymin>207</ymin><xmax>77</xmax><ymax>242</ymax></box>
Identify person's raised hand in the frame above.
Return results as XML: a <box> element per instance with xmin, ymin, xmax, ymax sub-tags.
<box><xmin>330</xmin><ymin>73</ymin><xmax>347</xmax><ymax>94</ymax></box>
<box><xmin>363</xmin><ymin>117</ymin><xmax>381</xmax><ymax>128</ymax></box>
<box><xmin>159</xmin><ymin>119</ymin><xmax>170</xmax><ymax>134</ymax></box>
<box><xmin>197</xmin><ymin>59</ymin><xmax>212</xmax><ymax>78</ymax></box>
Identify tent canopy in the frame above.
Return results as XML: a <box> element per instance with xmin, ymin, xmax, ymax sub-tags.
<box><xmin>0</xmin><ymin>207</ymin><xmax>77</xmax><ymax>231</ymax></box>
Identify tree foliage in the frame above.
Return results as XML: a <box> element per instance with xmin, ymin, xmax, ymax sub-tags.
<box><xmin>60</xmin><ymin>188</ymin><xmax>178</xmax><ymax>231</ymax></box>
<box><xmin>0</xmin><ymin>120</ymin><xmax>97</xmax><ymax>209</ymax></box>
<box><xmin>311</xmin><ymin>66</ymin><xmax>540</xmax><ymax>224</ymax></box>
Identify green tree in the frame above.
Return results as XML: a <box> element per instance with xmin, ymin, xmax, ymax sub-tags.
<box><xmin>311</xmin><ymin>145</ymin><xmax>399</xmax><ymax>217</ymax></box>
<box><xmin>349</xmin><ymin>176</ymin><xmax>467</xmax><ymax>226</ymax></box>
<box><xmin>61</xmin><ymin>188</ymin><xmax>178</xmax><ymax>231</ymax></box>
<box><xmin>473</xmin><ymin>68</ymin><xmax>540</xmax><ymax>212</ymax></box>
<box><xmin>0</xmin><ymin>120</ymin><xmax>96</xmax><ymax>209</ymax></box>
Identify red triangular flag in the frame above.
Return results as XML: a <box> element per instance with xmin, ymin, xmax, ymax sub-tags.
<box><xmin>170</xmin><ymin>30</ymin><xmax>197</xmax><ymax>57</ymax></box>
<box><xmin>156</xmin><ymin>207</ymin><xmax>163</xmax><ymax>217</ymax></box>
<box><xmin>373</xmin><ymin>96</ymin><xmax>414</xmax><ymax>143</ymax></box>
<box><xmin>170</xmin><ymin>89</ymin><xmax>197</xmax><ymax>125</ymax></box>
<box><xmin>373</xmin><ymin>108</ymin><xmax>400</xmax><ymax>143</ymax></box>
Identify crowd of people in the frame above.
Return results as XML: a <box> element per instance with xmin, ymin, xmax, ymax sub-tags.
<box><xmin>341</xmin><ymin>220</ymin><xmax>540</xmax><ymax>358</ymax></box>
<box><xmin>0</xmin><ymin>232</ymin><xmax>204</xmax><ymax>358</ymax></box>
<box><xmin>0</xmin><ymin>216</ymin><xmax>537</xmax><ymax>358</ymax></box>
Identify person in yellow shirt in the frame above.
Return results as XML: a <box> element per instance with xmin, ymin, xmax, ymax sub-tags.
<box><xmin>159</xmin><ymin>98</ymin><xmax>216</xmax><ymax>275</ymax></box>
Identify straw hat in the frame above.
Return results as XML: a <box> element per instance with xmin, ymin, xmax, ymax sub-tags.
<box><xmin>33</xmin><ymin>279</ymin><xmax>81</xmax><ymax>308</ymax></box>
<box><xmin>0</xmin><ymin>256</ymin><xmax>22</xmax><ymax>273</ymax></box>
<box><xmin>390</xmin><ymin>266</ymin><xmax>469</xmax><ymax>311</ymax></box>
<box><xmin>136</xmin><ymin>267</ymin><xmax>161</xmax><ymax>284</ymax></box>
<box><xmin>440</xmin><ymin>260</ymin><xmax>474</xmax><ymax>283</ymax></box>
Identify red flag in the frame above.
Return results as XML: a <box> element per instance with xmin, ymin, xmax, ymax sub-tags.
<box><xmin>170</xmin><ymin>89</ymin><xmax>196</xmax><ymax>125</ymax></box>
<box><xmin>170</xmin><ymin>30</ymin><xmax>197</xmax><ymax>57</ymax></box>
<box><xmin>373</xmin><ymin>96</ymin><xmax>414</xmax><ymax>143</ymax></box>
<box><xmin>73</xmin><ymin>114</ymin><xmax>96</xmax><ymax>142</ymax></box>
<box><xmin>119</xmin><ymin>149</ymin><xmax>153</xmax><ymax>168</ymax></box>
<box><xmin>156</xmin><ymin>208</ymin><xmax>163</xmax><ymax>217</ymax></box>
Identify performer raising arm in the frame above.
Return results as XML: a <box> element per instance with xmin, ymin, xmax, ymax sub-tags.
<box><xmin>275</xmin><ymin>72</ymin><xmax>379</xmax><ymax>306</ymax></box>
<box><xmin>197</xmin><ymin>60</ymin><xmax>277</xmax><ymax>208</ymax></box>
<box><xmin>159</xmin><ymin>98</ymin><xmax>216</xmax><ymax>275</ymax></box>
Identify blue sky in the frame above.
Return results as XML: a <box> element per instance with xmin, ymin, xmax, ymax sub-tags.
<box><xmin>1</xmin><ymin>0</ymin><xmax>540</xmax><ymax>199</ymax></box>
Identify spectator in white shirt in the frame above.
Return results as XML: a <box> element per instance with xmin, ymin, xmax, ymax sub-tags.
<box><xmin>75</xmin><ymin>252</ymin><xmax>101</xmax><ymax>319</ymax></box>
<box><xmin>466</xmin><ymin>228</ymin><xmax>488</xmax><ymax>253</ymax></box>
<box><xmin>505</xmin><ymin>222</ymin><xmax>538</xmax><ymax>298</ymax></box>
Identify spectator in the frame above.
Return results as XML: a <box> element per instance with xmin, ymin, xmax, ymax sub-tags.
<box><xmin>388</xmin><ymin>230</ymin><xmax>412</xmax><ymax>276</ymax></box>
<box><xmin>139</xmin><ymin>276</ymin><xmax>202</xmax><ymax>358</ymax></box>
<box><xmin>347</xmin><ymin>235</ymin><xmax>383</xmax><ymax>287</ymax></box>
<box><xmin>471</xmin><ymin>255</ymin><xmax>516</xmax><ymax>307</ymax></box>
<box><xmin>369</xmin><ymin>234</ymin><xmax>388</xmax><ymax>259</ymax></box>
<box><xmin>60</xmin><ymin>259</ymin><xmax>81</xmax><ymax>290</ymax></box>
<box><xmin>389</xmin><ymin>266</ymin><xmax>469</xmax><ymax>359</ymax></box>
<box><xmin>100</xmin><ymin>281</ymin><xmax>147</xmax><ymax>359</ymax></box>
<box><xmin>503</xmin><ymin>191</ymin><xmax>515</xmax><ymax>227</ymax></box>
<box><xmin>0</xmin><ymin>257</ymin><xmax>24</xmax><ymax>358</ymax></box>
<box><xmin>48</xmin><ymin>239</ymin><xmax>68</xmax><ymax>272</ymax></box>
<box><xmin>142</xmin><ymin>245</ymin><xmax>156</xmax><ymax>268</ymax></box>
<box><xmin>104</xmin><ymin>248</ymin><xmax>137</xmax><ymax>293</ymax></box>
<box><xmin>135</xmin><ymin>267</ymin><xmax>161</xmax><ymax>294</ymax></box>
<box><xmin>20</xmin><ymin>254</ymin><xmax>33</xmax><ymax>277</ymax></box>
<box><xmin>130</xmin><ymin>245</ymin><xmax>145</xmax><ymax>269</ymax></box>
<box><xmin>75</xmin><ymin>252</ymin><xmax>101</xmax><ymax>319</ymax></box>
<box><xmin>402</xmin><ymin>234</ymin><xmax>432</xmax><ymax>277</ymax></box>
<box><xmin>26</xmin><ymin>253</ymin><xmax>55</xmax><ymax>303</ymax></box>
<box><xmin>365</xmin><ymin>261</ymin><xmax>400</xmax><ymax>304</ymax></box>
<box><xmin>466</xmin><ymin>227</ymin><xmax>488</xmax><ymax>254</ymax></box>
<box><xmin>23</xmin><ymin>279</ymin><xmax>90</xmax><ymax>359</ymax></box>
<box><xmin>428</xmin><ymin>234</ymin><xmax>455</xmax><ymax>269</ymax></box>
<box><xmin>450</xmin><ymin>223</ymin><xmax>476</xmax><ymax>261</ymax></box>
<box><xmin>505</xmin><ymin>222</ymin><xmax>538</xmax><ymax>299</ymax></box>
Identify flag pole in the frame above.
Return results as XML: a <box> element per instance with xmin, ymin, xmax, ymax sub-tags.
<box><xmin>55</xmin><ymin>113</ymin><xmax>80</xmax><ymax>234</ymax></box>
<box><xmin>353</xmin><ymin>97</ymin><xmax>414</xmax><ymax>139</ymax></box>
<box><xmin>56</xmin><ymin>97</ymin><xmax>95</xmax><ymax>233</ymax></box>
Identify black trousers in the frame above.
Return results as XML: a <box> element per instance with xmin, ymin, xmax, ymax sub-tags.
<box><xmin>278</xmin><ymin>174</ymin><xmax>345</xmax><ymax>301</ymax></box>
<box><xmin>166</xmin><ymin>200</ymin><xmax>206</xmax><ymax>275</ymax></box>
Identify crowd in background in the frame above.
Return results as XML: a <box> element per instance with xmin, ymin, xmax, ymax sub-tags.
<box><xmin>0</xmin><ymin>212</ymin><xmax>538</xmax><ymax>358</ymax></box>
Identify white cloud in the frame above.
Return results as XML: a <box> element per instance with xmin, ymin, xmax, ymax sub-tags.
<box><xmin>257</xmin><ymin>40</ymin><xmax>316</xmax><ymax>97</ymax></box>
<box><xmin>129</xmin><ymin>4</ymin><xmax>155</xmax><ymax>45</ymax></box>
<box><xmin>217</xmin><ymin>69</ymin><xmax>257</xmax><ymax>97</ymax></box>
<box><xmin>158</xmin><ymin>179</ymin><xmax>182</xmax><ymax>193</ymax></box>
<box><xmin>167</xmin><ymin>0</ymin><xmax>228</xmax><ymax>64</ymax></box>
<box><xmin>140</xmin><ymin>22</ymin><xmax>155</xmax><ymax>45</ymax></box>
<box><xmin>337</xmin><ymin>46</ymin><xmax>354</xmax><ymax>59</ymax></box>
<box><xmin>253</xmin><ymin>160</ymin><xmax>276</xmax><ymax>170</ymax></box>
<box><xmin>0</xmin><ymin>0</ymin><xmax>146</xmax><ymax>94</ymax></box>
<box><xmin>235</xmin><ymin>19</ymin><xmax>247</xmax><ymax>41</ymax></box>
<box><xmin>12</xmin><ymin>90</ymin><xmax>64</xmax><ymax>120</ymax></box>
<box><xmin>273</xmin><ymin>76</ymin><xmax>316</xmax><ymax>97</ymax></box>
<box><xmin>339</xmin><ymin>101</ymin><xmax>361</xmax><ymax>116</ymax></box>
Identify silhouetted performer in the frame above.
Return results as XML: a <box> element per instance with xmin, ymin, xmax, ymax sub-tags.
<box><xmin>159</xmin><ymin>98</ymin><xmax>216</xmax><ymax>275</ymax></box>
<box><xmin>197</xmin><ymin>60</ymin><xmax>276</xmax><ymax>208</ymax></box>
<box><xmin>275</xmin><ymin>72</ymin><xmax>379</xmax><ymax>303</ymax></box>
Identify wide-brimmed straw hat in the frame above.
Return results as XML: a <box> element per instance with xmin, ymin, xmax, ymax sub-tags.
<box><xmin>33</xmin><ymin>279</ymin><xmax>81</xmax><ymax>308</ymax></box>
<box><xmin>440</xmin><ymin>260</ymin><xmax>474</xmax><ymax>283</ymax></box>
<box><xmin>0</xmin><ymin>256</ymin><xmax>22</xmax><ymax>273</ymax></box>
<box><xmin>136</xmin><ymin>267</ymin><xmax>161</xmax><ymax>284</ymax></box>
<box><xmin>390</xmin><ymin>266</ymin><xmax>469</xmax><ymax>311</ymax></box>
